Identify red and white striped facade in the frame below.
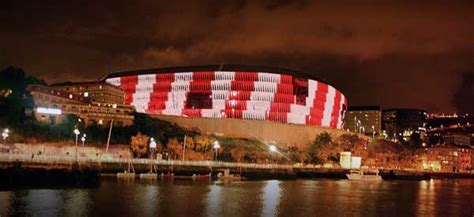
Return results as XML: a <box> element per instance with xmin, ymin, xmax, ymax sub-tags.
<box><xmin>105</xmin><ymin>71</ymin><xmax>347</xmax><ymax>129</ymax></box>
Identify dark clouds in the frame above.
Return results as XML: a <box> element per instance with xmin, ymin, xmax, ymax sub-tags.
<box><xmin>0</xmin><ymin>0</ymin><xmax>473</xmax><ymax>113</ymax></box>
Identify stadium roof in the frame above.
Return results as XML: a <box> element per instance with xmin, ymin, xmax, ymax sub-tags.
<box><xmin>102</xmin><ymin>64</ymin><xmax>325</xmax><ymax>83</ymax></box>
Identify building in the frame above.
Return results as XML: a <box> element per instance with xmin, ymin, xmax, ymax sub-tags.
<box><xmin>441</xmin><ymin>134</ymin><xmax>471</xmax><ymax>147</ymax></box>
<box><xmin>103</xmin><ymin>65</ymin><xmax>348</xmax><ymax>129</ymax></box>
<box><xmin>425</xmin><ymin>113</ymin><xmax>473</xmax><ymax>146</ymax></box>
<box><xmin>28</xmin><ymin>84</ymin><xmax>134</xmax><ymax>126</ymax></box>
<box><xmin>422</xmin><ymin>144</ymin><xmax>472</xmax><ymax>172</ymax></box>
<box><xmin>344</xmin><ymin>106</ymin><xmax>381</xmax><ymax>136</ymax></box>
<box><xmin>382</xmin><ymin>108</ymin><xmax>427</xmax><ymax>141</ymax></box>
<box><xmin>50</xmin><ymin>81</ymin><xmax>124</xmax><ymax>105</ymax></box>
<box><xmin>426</xmin><ymin>113</ymin><xmax>473</xmax><ymax>129</ymax></box>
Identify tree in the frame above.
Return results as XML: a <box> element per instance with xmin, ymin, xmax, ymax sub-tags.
<box><xmin>0</xmin><ymin>66</ymin><xmax>46</xmax><ymax>126</ymax></box>
<box><xmin>167</xmin><ymin>138</ymin><xmax>182</xmax><ymax>160</ymax></box>
<box><xmin>184</xmin><ymin>135</ymin><xmax>195</xmax><ymax>151</ymax></box>
<box><xmin>130</xmin><ymin>132</ymin><xmax>149</xmax><ymax>158</ymax></box>
<box><xmin>308</xmin><ymin>132</ymin><xmax>332</xmax><ymax>163</ymax></box>
<box><xmin>194</xmin><ymin>135</ymin><xmax>212</xmax><ymax>152</ymax></box>
<box><xmin>230</xmin><ymin>146</ymin><xmax>245</xmax><ymax>162</ymax></box>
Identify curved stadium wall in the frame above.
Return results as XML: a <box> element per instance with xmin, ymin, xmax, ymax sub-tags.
<box><xmin>105</xmin><ymin>66</ymin><xmax>347</xmax><ymax>129</ymax></box>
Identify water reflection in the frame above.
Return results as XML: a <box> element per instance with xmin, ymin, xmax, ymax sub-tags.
<box><xmin>63</xmin><ymin>189</ymin><xmax>91</xmax><ymax>217</ymax></box>
<box><xmin>0</xmin><ymin>191</ymin><xmax>13</xmax><ymax>216</ymax></box>
<box><xmin>261</xmin><ymin>180</ymin><xmax>281</xmax><ymax>217</ymax></box>
<box><xmin>206</xmin><ymin>183</ymin><xmax>222</xmax><ymax>217</ymax></box>
<box><xmin>0</xmin><ymin>179</ymin><xmax>471</xmax><ymax>217</ymax></box>
<box><xmin>137</xmin><ymin>184</ymin><xmax>160</xmax><ymax>216</ymax></box>
<box><xmin>24</xmin><ymin>189</ymin><xmax>62</xmax><ymax>217</ymax></box>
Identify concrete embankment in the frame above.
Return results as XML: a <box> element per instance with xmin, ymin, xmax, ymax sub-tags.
<box><xmin>1</xmin><ymin>155</ymin><xmax>473</xmax><ymax>183</ymax></box>
<box><xmin>100</xmin><ymin>164</ymin><xmax>474</xmax><ymax>180</ymax></box>
<box><xmin>0</xmin><ymin>164</ymin><xmax>99</xmax><ymax>189</ymax></box>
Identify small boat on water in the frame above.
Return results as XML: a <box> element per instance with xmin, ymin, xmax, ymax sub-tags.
<box><xmin>217</xmin><ymin>169</ymin><xmax>244</xmax><ymax>181</ymax></box>
<box><xmin>218</xmin><ymin>175</ymin><xmax>244</xmax><ymax>181</ymax></box>
<box><xmin>192</xmin><ymin>173</ymin><xmax>212</xmax><ymax>180</ymax></box>
<box><xmin>217</xmin><ymin>173</ymin><xmax>244</xmax><ymax>181</ymax></box>
<box><xmin>346</xmin><ymin>169</ymin><xmax>382</xmax><ymax>181</ymax></box>
<box><xmin>160</xmin><ymin>172</ymin><xmax>175</xmax><ymax>179</ymax></box>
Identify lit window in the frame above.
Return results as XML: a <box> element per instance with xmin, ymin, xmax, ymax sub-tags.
<box><xmin>84</xmin><ymin>92</ymin><xmax>89</xmax><ymax>97</ymax></box>
<box><xmin>69</xmin><ymin>94</ymin><xmax>73</xmax><ymax>99</ymax></box>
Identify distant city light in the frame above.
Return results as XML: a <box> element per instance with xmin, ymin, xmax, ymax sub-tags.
<box><xmin>36</xmin><ymin>107</ymin><xmax>62</xmax><ymax>115</ymax></box>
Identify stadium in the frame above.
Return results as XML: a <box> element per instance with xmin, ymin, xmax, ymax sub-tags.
<box><xmin>103</xmin><ymin>64</ymin><xmax>347</xmax><ymax>130</ymax></box>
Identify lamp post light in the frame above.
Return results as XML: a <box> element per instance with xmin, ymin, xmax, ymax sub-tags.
<box><xmin>371</xmin><ymin>125</ymin><xmax>376</xmax><ymax>138</ymax></box>
<box><xmin>74</xmin><ymin>128</ymin><xmax>80</xmax><ymax>161</ymax></box>
<box><xmin>2</xmin><ymin>128</ymin><xmax>9</xmax><ymax>143</ymax></box>
<box><xmin>81</xmin><ymin>134</ymin><xmax>86</xmax><ymax>146</ymax></box>
<box><xmin>149</xmin><ymin>137</ymin><xmax>157</xmax><ymax>159</ymax></box>
<box><xmin>213</xmin><ymin>141</ymin><xmax>220</xmax><ymax>161</ymax></box>
<box><xmin>269</xmin><ymin>145</ymin><xmax>277</xmax><ymax>163</ymax></box>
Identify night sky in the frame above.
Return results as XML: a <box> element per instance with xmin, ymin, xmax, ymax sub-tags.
<box><xmin>0</xmin><ymin>0</ymin><xmax>472</xmax><ymax>114</ymax></box>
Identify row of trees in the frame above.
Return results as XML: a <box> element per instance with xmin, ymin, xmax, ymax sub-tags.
<box><xmin>305</xmin><ymin>132</ymin><xmax>417</xmax><ymax>168</ymax></box>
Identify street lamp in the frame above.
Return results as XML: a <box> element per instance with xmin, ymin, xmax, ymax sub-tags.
<box><xmin>74</xmin><ymin>128</ymin><xmax>80</xmax><ymax>161</ymax></box>
<box><xmin>81</xmin><ymin>134</ymin><xmax>86</xmax><ymax>146</ymax></box>
<box><xmin>149</xmin><ymin>137</ymin><xmax>157</xmax><ymax>159</ymax></box>
<box><xmin>2</xmin><ymin>128</ymin><xmax>9</xmax><ymax>143</ymax></box>
<box><xmin>213</xmin><ymin>141</ymin><xmax>220</xmax><ymax>161</ymax></box>
<box><xmin>269</xmin><ymin>145</ymin><xmax>277</xmax><ymax>153</ymax></box>
<box><xmin>269</xmin><ymin>145</ymin><xmax>277</xmax><ymax>163</ymax></box>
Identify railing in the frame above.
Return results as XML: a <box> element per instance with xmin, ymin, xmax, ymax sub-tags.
<box><xmin>0</xmin><ymin>153</ymin><xmax>294</xmax><ymax>170</ymax></box>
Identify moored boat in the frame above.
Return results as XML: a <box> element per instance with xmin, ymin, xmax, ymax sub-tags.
<box><xmin>346</xmin><ymin>169</ymin><xmax>382</xmax><ymax>181</ymax></box>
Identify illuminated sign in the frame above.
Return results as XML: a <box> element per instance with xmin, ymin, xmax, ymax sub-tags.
<box><xmin>36</xmin><ymin>107</ymin><xmax>62</xmax><ymax>115</ymax></box>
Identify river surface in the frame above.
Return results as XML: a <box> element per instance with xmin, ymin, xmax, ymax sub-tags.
<box><xmin>0</xmin><ymin>178</ymin><xmax>472</xmax><ymax>217</ymax></box>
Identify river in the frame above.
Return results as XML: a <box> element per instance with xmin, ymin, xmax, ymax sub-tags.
<box><xmin>0</xmin><ymin>178</ymin><xmax>472</xmax><ymax>217</ymax></box>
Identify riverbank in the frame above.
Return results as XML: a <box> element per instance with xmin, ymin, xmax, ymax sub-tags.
<box><xmin>1</xmin><ymin>153</ymin><xmax>473</xmax><ymax>186</ymax></box>
<box><xmin>1</xmin><ymin>165</ymin><xmax>473</xmax><ymax>189</ymax></box>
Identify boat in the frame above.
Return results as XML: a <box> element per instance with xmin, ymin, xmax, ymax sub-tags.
<box><xmin>117</xmin><ymin>171</ymin><xmax>136</xmax><ymax>179</ymax></box>
<box><xmin>346</xmin><ymin>169</ymin><xmax>382</xmax><ymax>181</ymax></box>
<box><xmin>217</xmin><ymin>173</ymin><xmax>244</xmax><ymax>181</ymax></box>
<box><xmin>191</xmin><ymin>173</ymin><xmax>212</xmax><ymax>180</ymax></box>
<box><xmin>159</xmin><ymin>172</ymin><xmax>175</xmax><ymax>179</ymax></box>
<box><xmin>117</xmin><ymin>162</ymin><xmax>136</xmax><ymax>179</ymax></box>
<box><xmin>217</xmin><ymin>169</ymin><xmax>244</xmax><ymax>181</ymax></box>
<box><xmin>139</xmin><ymin>172</ymin><xmax>157</xmax><ymax>180</ymax></box>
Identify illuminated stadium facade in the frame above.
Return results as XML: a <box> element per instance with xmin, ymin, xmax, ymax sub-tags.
<box><xmin>104</xmin><ymin>65</ymin><xmax>348</xmax><ymax>129</ymax></box>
